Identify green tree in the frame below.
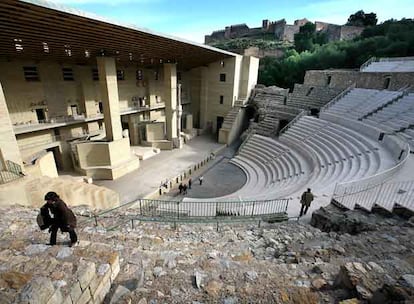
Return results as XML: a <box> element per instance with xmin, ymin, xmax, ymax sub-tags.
<box><xmin>347</xmin><ymin>10</ymin><xmax>378</xmax><ymax>26</ymax></box>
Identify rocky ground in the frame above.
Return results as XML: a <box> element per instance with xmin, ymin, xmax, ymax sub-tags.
<box><xmin>0</xmin><ymin>204</ymin><xmax>413</xmax><ymax>303</ymax></box>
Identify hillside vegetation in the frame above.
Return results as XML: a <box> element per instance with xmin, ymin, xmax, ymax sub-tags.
<box><xmin>259</xmin><ymin>19</ymin><xmax>414</xmax><ymax>89</ymax></box>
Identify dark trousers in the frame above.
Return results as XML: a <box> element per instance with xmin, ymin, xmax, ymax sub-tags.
<box><xmin>300</xmin><ymin>204</ymin><xmax>309</xmax><ymax>217</ymax></box>
<box><xmin>50</xmin><ymin>225</ymin><xmax>78</xmax><ymax>245</ymax></box>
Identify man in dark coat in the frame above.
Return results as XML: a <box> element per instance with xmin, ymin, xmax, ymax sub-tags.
<box><xmin>41</xmin><ymin>192</ymin><xmax>78</xmax><ymax>246</ymax></box>
<box><xmin>299</xmin><ymin>188</ymin><xmax>314</xmax><ymax>217</ymax></box>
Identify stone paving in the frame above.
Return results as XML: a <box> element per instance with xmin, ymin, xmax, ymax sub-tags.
<box><xmin>95</xmin><ymin>134</ymin><xmax>224</xmax><ymax>204</ymax></box>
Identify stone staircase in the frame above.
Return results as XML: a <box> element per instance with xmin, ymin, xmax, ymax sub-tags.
<box><xmin>251</xmin><ymin>114</ymin><xmax>280</xmax><ymax>137</ymax></box>
<box><xmin>221</xmin><ymin>107</ymin><xmax>240</xmax><ymax>131</ymax></box>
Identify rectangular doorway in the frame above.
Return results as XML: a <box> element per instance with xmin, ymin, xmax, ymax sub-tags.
<box><xmin>216</xmin><ymin>116</ymin><xmax>224</xmax><ymax>138</ymax></box>
<box><xmin>35</xmin><ymin>108</ymin><xmax>46</xmax><ymax>122</ymax></box>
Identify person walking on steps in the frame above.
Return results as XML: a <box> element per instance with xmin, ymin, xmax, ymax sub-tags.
<box><xmin>188</xmin><ymin>178</ymin><xmax>192</xmax><ymax>189</ymax></box>
<box><xmin>178</xmin><ymin>183</ymin><xmax>183</xmax><ymax>194</ymax></box>
<box><xmin>40</xmin><ymin>192</ymin><xmax>78</xmax><ymax>247</ymax></box>
<box><xmin>199</xmin><ymin>175</ymin><xmax>204</xmax><ymax>186</ymax></box>
<box><xmin>299</xmin><ymin>188</ymin><xmax>314</xmax><ymax>217</ymax></box>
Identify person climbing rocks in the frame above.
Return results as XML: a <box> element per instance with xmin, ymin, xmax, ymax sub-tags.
<box><xmin>40</xmin><ymin>191</ymin><xmax>78</xmax><ymax>247</ymax></box>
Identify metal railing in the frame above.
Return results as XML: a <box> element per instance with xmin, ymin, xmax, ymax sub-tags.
<box><xmin>0</xmin><ymin>160</ymin><xmax>24</xmax><ymax>185</ymax></box>
<box><xmin>332</xmin><ymin>180</ymin><xmax>414</xmax><ymax>212</ymax></box>
<box><xmin>278</xmin><ymin>109</ymin><xmax>309</xmax><ymax>135</ymax></box>
<box><xmin>79</xmin><ymin>198</ymin><xmax>290</xmax><ymax>230</ymax></box>
<box><xmin>320</xmin><ymin>84</ymin><xmax>356</xmax><ymax>113</ymax></box>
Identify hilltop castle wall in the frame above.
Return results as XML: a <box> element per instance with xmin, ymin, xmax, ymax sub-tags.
<box><xmin>205</xmin><ymin>18</ymin><xmax>364</xmax><ymax>44</ymax></box>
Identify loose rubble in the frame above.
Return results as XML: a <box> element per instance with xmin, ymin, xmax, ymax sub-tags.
<box><xmin>0</xmin><ymin>204</ymin><xmax>412</xmax><ymax>303</ymax></box>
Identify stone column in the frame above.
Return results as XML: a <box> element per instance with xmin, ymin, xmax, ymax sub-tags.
<box><xmin>199</xmin><ymin>67</ymin><xmax>209</xmax><ymax>129</ymax></box>
<box><xmin>0</xmin><ymin>82</ymin><xmax>23</xmax><ymax>168</ymax></box>
<box><xmin>76</xmin><ymin>66</ymin><xmax>97</xmax><ymax>118</ymax></box>
<box><xmin>163</xmin><ymin>63</ymin><xmax>178</xmax><ymax>142</ymax></box>
<box><xmin>177</xmin><ymin>83</ymin><xmax>182</xmax><ymax>136</ymax></box>
<box><xmin>97</xmin><ymin>57</ymin><xmax>123</xmax><ymax>141</ymax></box>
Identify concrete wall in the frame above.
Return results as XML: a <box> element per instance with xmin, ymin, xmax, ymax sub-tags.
<box><xmin>304</xmin><ymin>70</ymin><xmax>414</xmax><ymax>90</ymax></box>
<box><xmin>239</xmin><ymin>56</ymin><xmax>259</xmax><ymax>99</ymax></box>
<box><xmin>200</xmin><ymin>56</ymin><xmax>243</xmax><ymax>133</ymax></box>
<box><xmin>77</xmin><ymin>137</ymin><xmax>131</xmax><ymax>168</ymax></box>
<box><xmin>24</xmin><ymin>152</ymin><xmax>58</xmax><ymax>178</ymax></box>
<box><xmin>146</xmin><ymin>123</ymin><xmax>165</xmax><ymax>141</ymax></box>
<box><xmin>0</xmin><ymin>82</ymin><xmax>23</xmax><ymax>168</ymax></box>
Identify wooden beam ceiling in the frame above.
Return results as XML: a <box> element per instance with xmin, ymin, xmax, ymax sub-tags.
<box><xmin>0</xmin><ymin>0</ymin><xmax>234</xmax><ymax>69</ymax></box>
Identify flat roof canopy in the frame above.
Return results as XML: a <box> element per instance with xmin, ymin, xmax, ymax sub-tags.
<box><xmin>0</xmin><ymin>0</ymin><xmax>235</xmax><ymax>70</ymax></box>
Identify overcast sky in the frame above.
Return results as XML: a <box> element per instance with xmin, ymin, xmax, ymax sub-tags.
<box><xmin>52</xmin><ymin>0</ymin><xmax>413</xmax><ymax>43</ymax></box>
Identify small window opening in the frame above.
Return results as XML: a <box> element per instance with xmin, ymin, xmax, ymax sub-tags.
<box><xmin>117</xmin><ymin>70</ymin><xmax>125</xmax><ymax>81</ymax></box>
<box><xmin>220</xmin><ymin>61</ymin><xmax>225</xmax><ymax>67</ymax></box>
<box><xmin>219</xmin><ymin>73</ymin><xmax>226</xmax><ymax>82</ymax></box>
<box><xmin>62</xmin><ymin>68</ymin><xmax>74</xmax><ymax>81</ymax></box>
<box><xmin>219</xmin><ymin>95</ymin><xmax>224</xmax><ymax>104</ymax></box>
<box><xmin>23</xmin><ymin>66</ymin><xmax>40</xmax><ymax>81</ymax></box>
<box><xmin>92</xmin><ymin>68</ymin><xmax>99</xmax><ymax>81</ymax></box>
<box><xmin>384</xmin><ymin>77</ymin><xmax>391</xmax><ymax>89</ymax></box>
<box><xmin>327</xmin><ymin>75</ymin><xmax>332</xmax><ymax>85</ymax></box>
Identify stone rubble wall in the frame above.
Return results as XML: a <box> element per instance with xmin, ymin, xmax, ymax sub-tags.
<box><xmin>0</xmin><ymin>238</ymin><xmax>120</xmax><ymax>304</ymax></box>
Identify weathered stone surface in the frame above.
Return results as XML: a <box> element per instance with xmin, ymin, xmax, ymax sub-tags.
<box><xmin>46</xmin><ymin>289</ymin><xmax>63</xmax><ymax>304</ymax></box>
<box><xmin>244</xmin><ymin>271</ymin><xmax>258</xmax><ymax>282</ymax></box>
<box><xmin>0</xmin><ymin>271</ymin><xmax>32</xmax><ymax>289</ymax></box>
<box><xmin>76</xmin><ymin>260</ymin><xmax>96</xmax><ymax>290</ymax></box>
<box><xmin>311</xmin><ymin>205</ymin><xmax>376</xmax><ymax>234</ymax></box>
<box><xmin>24</xmin><ymin>244</ymin><xmax>49</xmax><ymax>256</ymax></box>
<box><xmin>110</xmin><ymin>285</ymin><xmax>131</xmax><ymax>304</ymax></box>
<box><xmin>70</xmin><ymin>281</ymin><xmax>82</xmax><ymax>303</ymax></box>
<box><xmin>0</xmin><ymin>205</ymin><xmax>413</xmax><ymax>304</ymax></box>
<box><xmin>18</xmin><ymin>277</ymin><xmax>55</xmax><ymax>303</ymax></box>
<box><xmin>194</xmin><ymin>271</ymin><xmax>204</xmax><ymax>289</ymax></box>
<box><xmin>56</xmin><ymin>247</ymin><xmax>73</xmax><ymax>259</ymax></box>
<box><xmin>312</xmin><ymin>278</ymin><xmax>327</xmax><ymax>290</ymax></box>
<box><xmin>77</xmin><ymin>287</ymin><xmax>92</xmax><ymax>304</ymax></box>
<box><xmin>204</xmin><ymin>280</ymin><xmax>222</xmax><ymax>297</ymax></box>
<box><xmin>153</xmin><ymin>266</ymin><xmax>166</xmax><ymax>278</ymax></box>
<box><xmin>338</xmin><ymin>299</ymin><xmax>360</xmax><ymax>304</ymax></box>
